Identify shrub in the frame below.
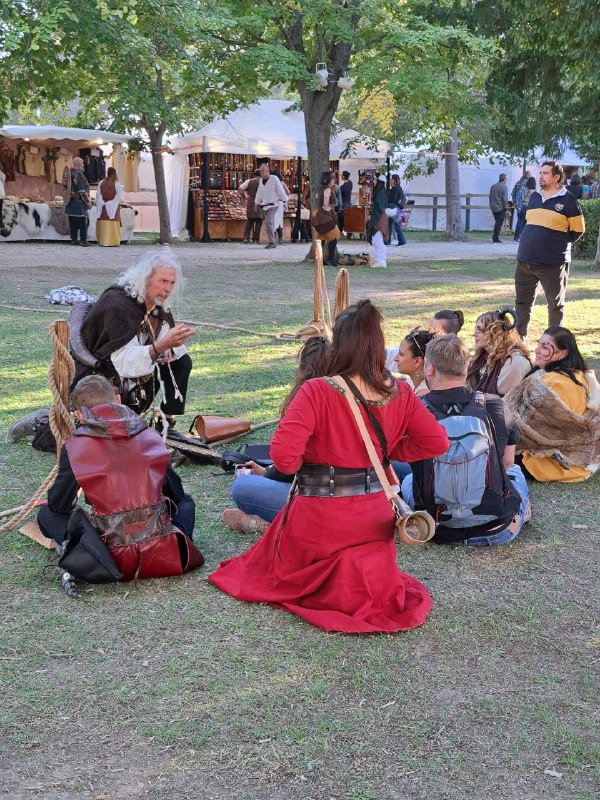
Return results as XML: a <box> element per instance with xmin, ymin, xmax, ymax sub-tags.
<box><xmin>574</xmin><ymin>199</ymin><xmax>600</xmax><ymax>259</ymax></box>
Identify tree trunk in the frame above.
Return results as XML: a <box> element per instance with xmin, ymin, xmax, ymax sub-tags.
<box><xmin>147</xmin><ymin>125</ymin><xmax>171</xmax><ymax>245</ymax></box>
<box><xmin>444</xmin><ymin>128</ymin><xmax>466</xmax><ymax>242</ymax></box>
<box><xmin>298</xmin><ymin>80</ymin><xmax>343</xmax><ymax>261</ymax></box>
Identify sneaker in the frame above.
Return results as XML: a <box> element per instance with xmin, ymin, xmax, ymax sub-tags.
<box><xmin>265</xmin><ymin>243</ymin><xmax>276</xmax><ymax>249</ymax></box>
<box><xmin>6</xmin><ymin>409</ymin><xmax>50</xmax><ymax>443</ymax></box>
<box><xmin>242</xmin><ymin>238</ymin><xmax>251</xmax><ymax>243</ymax></box>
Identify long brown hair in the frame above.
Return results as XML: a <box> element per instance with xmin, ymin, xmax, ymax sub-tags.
<box><xmin>328</xmin><ymin>299</ymin><xmax>394</xmax><ymax>396</ymax></box>
<box><xmin>280</xmin><ymin>336</ymin><xmax>332</xmax><ymax>415</ymax></box>
<box><xmin>105</xmin><ymin>167</ymin><xmax>118</xmax><ymax>187</ymax></box>
<box><xmin>474</xmin><ymin>309</ymin><xmax>530</xmax><ymax>371</ymax></box>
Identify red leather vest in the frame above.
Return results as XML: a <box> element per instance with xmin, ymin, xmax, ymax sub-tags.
<box><xmin>66</xmin><ymin>403</ymin><xmax>172</xmax><ymax>545</ymax></box>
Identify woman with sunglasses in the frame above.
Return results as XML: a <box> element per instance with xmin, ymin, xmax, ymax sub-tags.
<box><xmin>505</xmin><ymin>326</ymin><xmax>600</xmax><ymax>482</ymax></box>
<box><xmin>467</xmin><ymin>308</ymin><xmax>531</xmax><ymax>397</ymax></box>
<box><xmin>393</xmin><ymin>328</ymin><xmax>433</xmax><ymax>397</ymax></box>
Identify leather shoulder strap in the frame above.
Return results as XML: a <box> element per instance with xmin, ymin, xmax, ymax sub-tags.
<box><xmin>332</xmin><ymin>376</ymin><xmax>395</xmax><ymax>504</ymax></box>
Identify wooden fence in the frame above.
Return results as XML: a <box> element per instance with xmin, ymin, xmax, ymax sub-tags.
<box><xmin>407</xmin><ymin>193</ymin><xmax>515</xmax><ymax>232</ymax></box>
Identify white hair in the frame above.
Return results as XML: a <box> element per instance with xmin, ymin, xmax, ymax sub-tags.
<box><xmin>115</xmin><ymin>250</ymin><xmax>183</xmax><ymax>310</ymax></box>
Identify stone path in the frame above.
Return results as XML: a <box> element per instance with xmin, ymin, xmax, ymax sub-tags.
<box><xmin>0</xmin><ymin>236</ymin><xmax>518</xmax><ymax>272</ymax></box>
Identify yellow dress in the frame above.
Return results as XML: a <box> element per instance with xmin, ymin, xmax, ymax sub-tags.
<box><xmin>522</xmin><ymin>371</ymin><xmax>591</xmax><ymax>482</ymax></box>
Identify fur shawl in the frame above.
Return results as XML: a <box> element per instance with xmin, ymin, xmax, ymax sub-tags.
<box><xmin>504</xmin><ymin>369</ymin><xmax>600</xmax><ymax>470</ymax></box>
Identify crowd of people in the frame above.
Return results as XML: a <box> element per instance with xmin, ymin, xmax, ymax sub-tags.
<box><xmin>4</xmin><ymin>154</ymin><xmax>598</xmax><ymax>633</ymax></box>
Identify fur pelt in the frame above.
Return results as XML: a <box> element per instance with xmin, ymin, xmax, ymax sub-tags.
<box><xmin>504</xmin><ymin>370</ymin><xmax>600</xmax><ymax>470</ymax></box>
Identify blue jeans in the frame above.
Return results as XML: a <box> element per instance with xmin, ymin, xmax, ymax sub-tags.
<box><xmin>392</xmin><ymin>210</ymin><xmax>406</xmax><ymax>245</ymax></box>
<box><xmin>400</xmin><ymin>465</ymin><xmax>530</xmax><ymax>547</ymax></box>
<box><xmin>231</xmin><ymin>474</ymin><xmax>292</xmax><ymax>523</ymax></box>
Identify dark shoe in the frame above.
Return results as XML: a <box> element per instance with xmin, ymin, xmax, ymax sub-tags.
<box><xmin>265</xmin><ymin>243</ymin><xmax>276</xmax><ymax>249</ymax></box>
<box><xmin>6</xmin><ymin>409</ymin><xmax>50</xmax><ymax>443</ymax></box>
<box><xmin>79</xmin><ymin>241</ymin><xmax>89</xmax><ymax>247</ymax></box>
<box><xmin>69</xmin><ymin>241</ymin><xmax>78</xmax><ymax>246</ymax></box>
<box><xmin>242</xmin><ymin>238</ymin><xmax>251</xmax><ymax>243</ymax></box>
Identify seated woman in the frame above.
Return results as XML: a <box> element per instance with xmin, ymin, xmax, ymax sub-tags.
<box><xmin>209</xmin><ymin>300</ymin><xmax>448</xmax><ymax>634</ymax></box>
<box><xmin>393</xmin><ymin>328</ymin><xmax>434</xmax><ymax>397</ymax></box>
<box><xmin>467</xmin><ymin>308</ymin><xmax>531</xmax><ymax>396</ymax></box>
<box><xmin>505</xmin><ymin>326</ymin><xmax>600</xmax><ymax>483</ymax></box>
<box><xmin>428</xmin><ymin>309</ymin><xmax>464</xmax><ymax>335</ymax></box>
<box><xmin>222</xmin><ymin>335</ymin><xmax>332</xmax><ymax>534</ymax></box>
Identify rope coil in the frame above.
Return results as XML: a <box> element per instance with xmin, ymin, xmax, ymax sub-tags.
<box><xmin>0</xmin><ymin>321</ymin><xmax>75</xmax><ymax>534</ymax></box>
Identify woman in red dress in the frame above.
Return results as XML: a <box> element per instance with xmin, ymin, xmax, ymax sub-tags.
<box><xmin>209</xmin><ymin>300</ymin><xmax>448</xmax><ymax>633</ymax></box>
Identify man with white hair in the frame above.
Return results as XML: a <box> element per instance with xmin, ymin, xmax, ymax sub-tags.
<box><xmin>75</xmin><ymin>252</ymin><xmax>195</xmax><ymax>434</ymax></box>
<box><xmin>63</xmin><ymin>156</ymin><xmax>91</xmax><ymax>247</ymax></box>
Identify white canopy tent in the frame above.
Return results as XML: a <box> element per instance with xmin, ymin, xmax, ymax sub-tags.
<box><xmin>0</xmin><ymin>125</ymin><xmax>130</xmax><ymax>147</ymax></box>
<box><xmin>166</xmin><ymin>99</ymin><xmax>389</xmax><ymax>238</ymax></box>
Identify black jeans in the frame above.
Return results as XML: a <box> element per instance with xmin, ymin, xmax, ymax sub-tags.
<box><xmin>68</xmin><ymin>215</ymin><xmax>87</xmax><ymax>243</ymax></box>
<box><xmin>492</xmin><ymin>210</ymin><xmax>505</xmax><ymax>241</ymax></box>
<box><xmin>514</xmin><ymin>260</ymin><xmax>569</xmax><ymax>337</ymax></box>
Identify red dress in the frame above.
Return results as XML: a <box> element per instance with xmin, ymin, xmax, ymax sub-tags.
<box><xmin>209</xmin><ymin>378</ymin><xmax>449</xmax><ymax>633</ymax></box>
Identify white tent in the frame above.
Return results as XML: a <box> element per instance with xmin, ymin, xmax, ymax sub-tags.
<box><xmin>166</xmin><ymin>99</ymin><xmax>389</xmax><ymax>238</ymax></box>
<box><xmin>0</xmin><ymin>124</ymin><xmax>130</xmax><ymax>147</ymax></box>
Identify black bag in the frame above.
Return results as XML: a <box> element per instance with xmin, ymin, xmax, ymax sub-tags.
<box><xmin>58</xmin><ymin>507</ymin><xmax>122</xmax><ymax>583</ymax></box>
<box><xmin>220</xmin><ymin>444</ymin><xmax>272</xmax><ymax>473</ymax></box>
<box><xmin>32</xmin><ymin>421</ymin><xmax>57</xmax><ymax>453</ymax></box>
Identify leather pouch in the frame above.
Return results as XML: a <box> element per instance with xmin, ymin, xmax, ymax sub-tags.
<box><xmin>190</xmin><ymin>415</ymin><xmax>251</xmax><ymax>443</ymax></box>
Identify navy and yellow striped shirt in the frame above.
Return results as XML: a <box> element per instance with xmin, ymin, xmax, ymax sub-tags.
<box><xmin>517</xmin><ymin>188</ymin><xmax>585</xmax><ymax>266</ymax></box>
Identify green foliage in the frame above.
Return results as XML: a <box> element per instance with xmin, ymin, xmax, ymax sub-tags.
<box><xmin>574</xmin><ymin>200</ymin><xmax>600</xmax><ymax>259</ymax></box>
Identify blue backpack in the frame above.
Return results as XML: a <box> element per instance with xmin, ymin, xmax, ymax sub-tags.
<box><xmin>418</xmin><ymin>392</ymin><xmax>509</xmax><ymax>529</ymax></box>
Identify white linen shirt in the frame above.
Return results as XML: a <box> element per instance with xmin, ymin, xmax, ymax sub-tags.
<box><xmin>110</xmin><ymin>319</ymin><xmax>187</xmax><ymax>378</ymax></box>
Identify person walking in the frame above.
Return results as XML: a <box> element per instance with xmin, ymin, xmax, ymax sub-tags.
<box><xmin>239</xmin><ymin>169</ymin><xmax>262</xmax><ymax>243</ymax></box>
<box><xmin>388</xmin><ymin>174</ymin><xmax>407</xmax><ymax>246</ymax></box>
<box><xmin>489</xmin><ymin>173</ymin><xmax>508</xmax><ymax>243</ymax></box>
<box><xmin>368</xmin><ymin>175</ymin><xmax>389</xmax><ymax>268</ymax></box>
<box><xmin>255</xmin><ymin>163</ymin><xmax>289</xmax><ymax>249</ymax></box>
<box><xmin>514</xmin><ymin>161</ymin><xmax>585</xmax><ymax>338</ymax></box>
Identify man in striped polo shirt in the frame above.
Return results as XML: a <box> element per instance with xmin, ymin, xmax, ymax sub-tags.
<box><xmin>515</xmin><ymin>160</ymin><xmax>585</xmax><ymax>338</ymax></box>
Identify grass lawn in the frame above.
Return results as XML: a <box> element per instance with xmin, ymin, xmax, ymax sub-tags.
<box><xmin>0</xmin><ymin>248</ymin><xmax>598</xmax><ymax>800</ymax></box>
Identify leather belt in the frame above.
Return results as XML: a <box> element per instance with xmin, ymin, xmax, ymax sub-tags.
<box><xmin>296</xmin><ymin>464</ymin><xmax>383</xmax><ymax>498</ymax></box>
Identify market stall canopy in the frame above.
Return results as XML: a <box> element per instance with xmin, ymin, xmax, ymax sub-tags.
<box><xmin>331</xmin><ymin>129</ymin><xmax>389</xmax><ymax>160</ymax></box>
<box><xmin>0</xmin><ymin>125</ymin><xmax>131</xmax><ymax>147</ymax></box>
<box><xmin>171</xmin><ymin>100</ymin><xmax>308</xmax><ymax>157</ymax></box>
<box><xmin>170</xmin><ymin>99</ymin><xmax>389</xmax><ymax>159</ymax></box>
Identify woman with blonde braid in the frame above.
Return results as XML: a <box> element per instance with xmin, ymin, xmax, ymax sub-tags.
<box><xmin>467</xmin><ymin>308</ymin><xmax>531</xmax><ymax>397</ymax></box>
